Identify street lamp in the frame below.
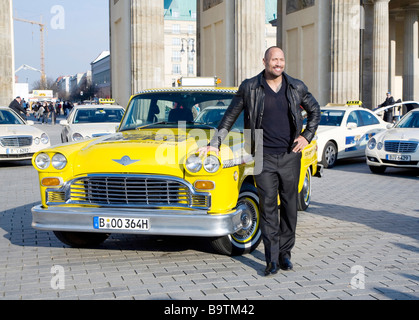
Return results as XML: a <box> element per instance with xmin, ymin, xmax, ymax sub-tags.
<box><xmin>180</xmin><ymin>38</ymin><xmax>195</xmax><ymax>54</ymax></box>
<box><xmin>179</xmin><ymin>38</ymin><xmax>195</xmax><ymax>78</ymax></box>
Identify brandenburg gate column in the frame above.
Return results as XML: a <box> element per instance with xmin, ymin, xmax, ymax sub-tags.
<box><xmin>371</xmin><ymin>0</ymin><xmax>390</xmax><ymax>108</ymax></box>
<box><xmin>330</xmin><ymin>0</ymin><xmax>361</xmax><ymax>104</ymax></box>
<box><xmin>0</xmin><ymin>0</ymin><xmax>14</xmax><ymax>106</ymax></box>
<box><xmin>197</xmin><ymin>0</ymin><xmax>265</xmax><ymax>87</ymax></box>
<box><xmin>131</xmin><ymin>0</ymin><xmax>164</xmax><ymax>94</ymax></box>
<box><xmin>403</xmin><ymin>8</ymin><xmax>419</xmax><ymax>101</ymax></box>
<box><xmin>234</xmin><ymin>0</ymin><xmax>265</xmax><ymax>84</ymax></box>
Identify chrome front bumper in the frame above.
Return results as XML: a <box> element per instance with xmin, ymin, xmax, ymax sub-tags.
<box><xmin>31</xmin><ymin>205</ymin><xmax>244</xmax><ymax>237</ymax></box>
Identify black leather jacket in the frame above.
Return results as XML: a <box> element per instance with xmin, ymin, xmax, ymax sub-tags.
<box><xmin>210</xmin><ymin>71</ymin><xmax>321</xmax><ymax>155</ymax></box>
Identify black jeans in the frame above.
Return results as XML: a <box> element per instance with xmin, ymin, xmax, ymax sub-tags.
<box><xmin>254</xmin><ymin>152</ymin><xmax>301</xmax><ymax>264</ymax></box>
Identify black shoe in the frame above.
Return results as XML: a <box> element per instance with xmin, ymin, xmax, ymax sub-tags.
<box><xmin>264</xmin><ymin>262</ymin><xmax>279</xmax><ymax>276</ymax></box>
<box><xmin>279</xmin><ymin>257</ymin><xmax>293</xmax><ymax>271</ymax></box>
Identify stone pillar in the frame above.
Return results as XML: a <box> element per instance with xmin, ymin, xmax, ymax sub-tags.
<box><xmin>0</xmin><ymin>0</ymin><xmax>14</xmax><ymax>106</ymax></box>
<box><xmin>330</xmin><ymin>0</ymin><xmax>360</xmax><ymax>104</ymax></box>
<box><xmin>371</xmin><ymin>0</ymin><xmax>390</xmax><ymax>108</ymax></box>
<box><xmin>235</xmin><ymin>0</ymin><xmax>265</xmax><ymax>84</ymax></box>
<box><xmin>403</xmin><ymin>9</ymin><xmax>419</xmax><ymax>101</ymax></box>
<box><xmin>276</xmin><ymin>0</ymin><xmax>283</xmax><ymax>48</ymax></box>
<box><xmin>131</xmin><ymin>0</ymin><xmax>164</xmax><ymax>93</ymax></box>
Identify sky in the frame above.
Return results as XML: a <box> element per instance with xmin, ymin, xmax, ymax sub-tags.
<box><xmin>13</xmin><ymin>0</ymin><xmax>109</xmax><ymax>90</ymax></box>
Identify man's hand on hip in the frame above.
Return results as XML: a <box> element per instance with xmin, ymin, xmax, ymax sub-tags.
<box><xmin>292</xmin><ymin>136</ymin><xmax>309</xmax><ymax>153</ymax></box>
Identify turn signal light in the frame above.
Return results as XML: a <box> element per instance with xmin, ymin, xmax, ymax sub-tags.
<box><xmin>41</xmin><ymin>177</ymin><xmax>62</xmax><ymax>187</ymax></box>
<box><xmin>194</xmin><ymin>180</ymin><xmax>215</xmax><ymax>190</ymax></box>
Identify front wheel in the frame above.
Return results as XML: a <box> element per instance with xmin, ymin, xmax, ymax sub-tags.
<box><xmin>298</xmin><ymin>166</ymin><xmax>311</xmax><ymax>211</ymax></box>
<box><xmin>54</xmin><ymin>231</ymin><xmax>110</xmax><ymax>248</ymax></box>
<box><xmin>322</xmin><ymin>141</ymin><xmax>337</xmax><ymax>168</ymax></box>
<box><xmin>210</xmin><ymin>183</ymin><xmax>261</xmax><ymax>256</ymax></box>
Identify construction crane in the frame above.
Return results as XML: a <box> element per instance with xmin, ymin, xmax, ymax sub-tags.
<box><xmin>13</xmin><ymin>15</ymin><xmax>46</xmax><ymax>88</ymax></box>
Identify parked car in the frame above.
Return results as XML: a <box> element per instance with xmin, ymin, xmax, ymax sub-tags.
<box><xmin>315</xmin><ymin>103</ymin><xmax>388</xmax><ymax>168</ymax></box>
<box><xmin>0</xmin><ymin>106</ymin><xmax>50</xmax><ymax>162</ymax></box>
<box><xmin>60</xmin><ymin>104</ymin><xmax>125</xmax><ymax>143</ymax></box>
<box><xmin>31</xmin><ymin>77</ymin><xmax>321</xmax><ymax>256</ymax></box>
<box><xmin>366</xmin><ymin>109</ymin><xmax>419</xmax><ymax>173</ymax></box>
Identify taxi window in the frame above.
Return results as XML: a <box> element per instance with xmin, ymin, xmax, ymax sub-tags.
<box><xmin>73</xmin><ymin>108</ymin><xmax>124</xmax><ymax>124</ymax></box>
<box><xmin>358</xmin><ymin>110</ymin><xmax>379</xmax><ymax>126</ymax></box>
<box><xmin>120</xmin><ymin>92</ymin><xmax>235</xmax><ymax>131</ymax></box>
<box><xmin>346</xmin><ymin>111</ymin><xmax>360</xmax><ymax>126</ymax></box>
<box><xmin>318</xmin><ymin>110</ymin><xmax>345</xmax><ymax>126</ymax></box>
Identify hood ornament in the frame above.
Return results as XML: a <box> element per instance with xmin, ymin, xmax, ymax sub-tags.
<box><xmin>113</xmin><ymin>156</ymin><xmax>140</xmax><ymax>166</ymax></box>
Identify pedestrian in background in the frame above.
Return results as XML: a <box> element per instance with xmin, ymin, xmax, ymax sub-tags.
<box><xmin>8</xmin><ymin>96</ymin><xmax>28</xmax><ymax>119</ymax></box>
<box><xmin>379</xmin><ymin>92</ymin><xmax>396</xmax><ymax>123</ymax></box>
<box><xmin>39</xmin><ymin>103</ymin><xmax>47</xmax><ymax>124</ymax></box>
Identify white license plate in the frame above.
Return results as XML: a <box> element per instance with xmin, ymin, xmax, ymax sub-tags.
<box><xmin>386</xmin><ymin>154</ymin><xmax>411</xmax><ymax>161</ymax></box>
<box><xmin>6</xmin><ymin>148</ymin><xmax>30</xmax><ymax>154</ymax></box>
<box><xmin>93</xmin><ymin>217</ymin><xmax>150</xmax><ymax>231</ymax></box>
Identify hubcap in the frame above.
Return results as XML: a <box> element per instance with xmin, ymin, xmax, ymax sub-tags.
<box><xmin>233</xmin><ymin>199</ymin><xmax>258</xmax><ymax>242</ymax></box>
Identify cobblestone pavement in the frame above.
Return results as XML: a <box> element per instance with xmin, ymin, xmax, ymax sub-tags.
<box><xmin>0</xmin><ymin>121</ymin><xmax>418</xmax><ymax>301</ymax></box>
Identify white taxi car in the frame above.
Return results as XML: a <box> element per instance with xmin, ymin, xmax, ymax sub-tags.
<box><xmin>316</xmin><ymin>102</ymin><xmax>388</xmax><ymax>168</ymax></box>
<box><xmin>0</xmin><ymin>106</ymin><xmax>50</xmax><ymax>161</ymax></box>
<box><xmin>60</xmin><ymin>104</ymin><xmax>125</xmax><ymax>143</ymax></box>
<box><xmin>366</xmin><ymin>109</ymin><xmax>419</xmax><ymax>173</ymax></box>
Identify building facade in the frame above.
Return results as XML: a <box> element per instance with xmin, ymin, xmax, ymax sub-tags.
<box><xmin>109</xmin><ymin>0</ymin><xmax>277</xmax><ymax>107</ymax></box>
<box><xmin>91</xmin><ymin>51</ymin><xmax>111</xmax><ymax>99</ymax></box>
<box><xmin>108</xmin><ymin>0</ymin><xmax>418</xmax><ymax>108</ymax></box>
<box><xmin>0</xmin><ymin>0</ymin><xmax>14</xmax><ymax>106</ymax></box>
<box><xmin>276</xmin><ymin>0</ymin><xmax>419</xmax><ymax>108</ymax></box>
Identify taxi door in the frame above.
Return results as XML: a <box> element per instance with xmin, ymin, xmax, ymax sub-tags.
<box><xmin>344</xmin><ymin>110</ymin><xmax>381</xmax><ymax>158</ymax></box>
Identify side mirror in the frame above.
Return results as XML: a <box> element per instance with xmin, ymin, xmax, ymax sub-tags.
<box><xmin>59</xmin><ymin>119</ymin><xmax>68</xmax><ymax>126</ymax></box>
<box><xmin>386</xmin><ymin>123</ymin><xmax>394</xmax><ymax>129</ymax></box>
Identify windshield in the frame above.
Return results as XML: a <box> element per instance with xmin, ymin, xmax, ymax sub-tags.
<box><xmin>319</xmin><ymin>110</ymin><xmax>345</xmax><ymax>126</ymax></box>
<box><xmin>73</xmin><ymin>108</ymin><xmax>124</xmax><ymax>124</ymax></box>
<box><xmin>396</xmin><ymin>111</ymin><xmax>419</xmax><ymax>128</ymax></box>
<box><xmin>0</xmin><ymin>110</ymin><xmax>25</xmax><ymax>125</ymax></box>
<box><xmin>119</xmin><ymin>91</ymin><xmax>244</xmax><ymax>131</ymax></box>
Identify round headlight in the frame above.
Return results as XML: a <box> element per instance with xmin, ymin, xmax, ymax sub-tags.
<box><xmin>377</xmin><ymin>142</ymin><xmax>383</xmax><ymax>150</ymax></box>
<box><xmin>367</xmin><ymin>138</ymin><xmax>376</xmax><ymax>150</ymax></box>
<box><xmin>34</xmin><ymin>137</ymin><xmax>40</xmax><ymax>145</ymax></box>
<box><xmin>51</xmin><ymin>153</ymin><xmax>67</xmax><ymax>170</ymax></box>
<box><xmin>203</xmin><ymin>155</ymin><xmax>221</xmax><ymax>173</ymax></box>
<box><xmin>72</xmin><ymin>133</ymin><xmax>83</xmax><ymax>141</ymax></box>
<box><xmin>185</xmin><ymin>154</ymin><xmax>202</xmax><ymax>173</ymax></box>
<box><xmin>35</xmin><ymin>153</ymin><xmax>50</xmax><ymax>170</ymax></box>
<box><xmin>40</xmin><ymin>133</ymin><xmax>49</xmax><ymax>145</ymax></box>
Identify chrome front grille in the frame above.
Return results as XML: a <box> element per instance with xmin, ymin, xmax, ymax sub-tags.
<box><xmin>61</xmin><ymin>175</ymin><xmax>210</xmax><ymax>209</ymax></box>
<box><xmin>384</xmin><ymin>141</ymin><xmax>418</xmax><ymax>153</ymax></box>
<box><xmin>0</xmin><ymin>136</ymin><xmax>32</xmax><ymax>147</ymax></box>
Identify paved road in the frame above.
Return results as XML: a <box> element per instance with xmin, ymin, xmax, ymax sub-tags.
<box><xmin>1</xmin><ymin>121</ymin><xmax>418</xmax><ymax>301</ymax></box>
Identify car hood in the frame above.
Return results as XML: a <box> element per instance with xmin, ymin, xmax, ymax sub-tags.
<box><xmin>316</xmin><ymin>126</ymin><xmax>339</xmax><ymax>136</ymax></box>
<box><xmin>0</xmin><ymin>124</ymin><xmax>45</xmax><ymax>137</ymax></box>
<box><xmin>376</xmin><ymin>128</ymin><xmax>419</xmax><ymax>142</ymax></box>
<box><xmin>71</xmin><ymin>128</ymin><xmax>211</xmax><ymax>178</ymax></box>
<box><xmin>68</xmin><ymin>123</ymin><xmax>120</xmax><ymax>135</ymax></box>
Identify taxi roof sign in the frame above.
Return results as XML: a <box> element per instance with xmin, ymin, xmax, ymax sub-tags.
<box><xmin>178</xmin><ymin>77</ymin><xmax>221</xmax><ymax>87</ymax></box>
<box><xmin>346</xmin><ymin>100</ymin><xmax>362</xmax><ymax>106</ymax></box>
<box><xmin>99</xmin><ymin>98</ymin><xmax>115</xmax><ymax>104</ymax></box>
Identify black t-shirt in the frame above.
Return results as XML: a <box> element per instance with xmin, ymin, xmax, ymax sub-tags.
<box><xmin>261</xmin><ymin>76</ymin><xmax>293</xmax><ymax>154</ymax></box>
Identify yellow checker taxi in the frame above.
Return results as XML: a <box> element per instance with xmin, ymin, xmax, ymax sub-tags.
<box><xmin>31</xmin><ymin>77</ymin><xmax>321</xmax><ymax>256</ymax></box>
